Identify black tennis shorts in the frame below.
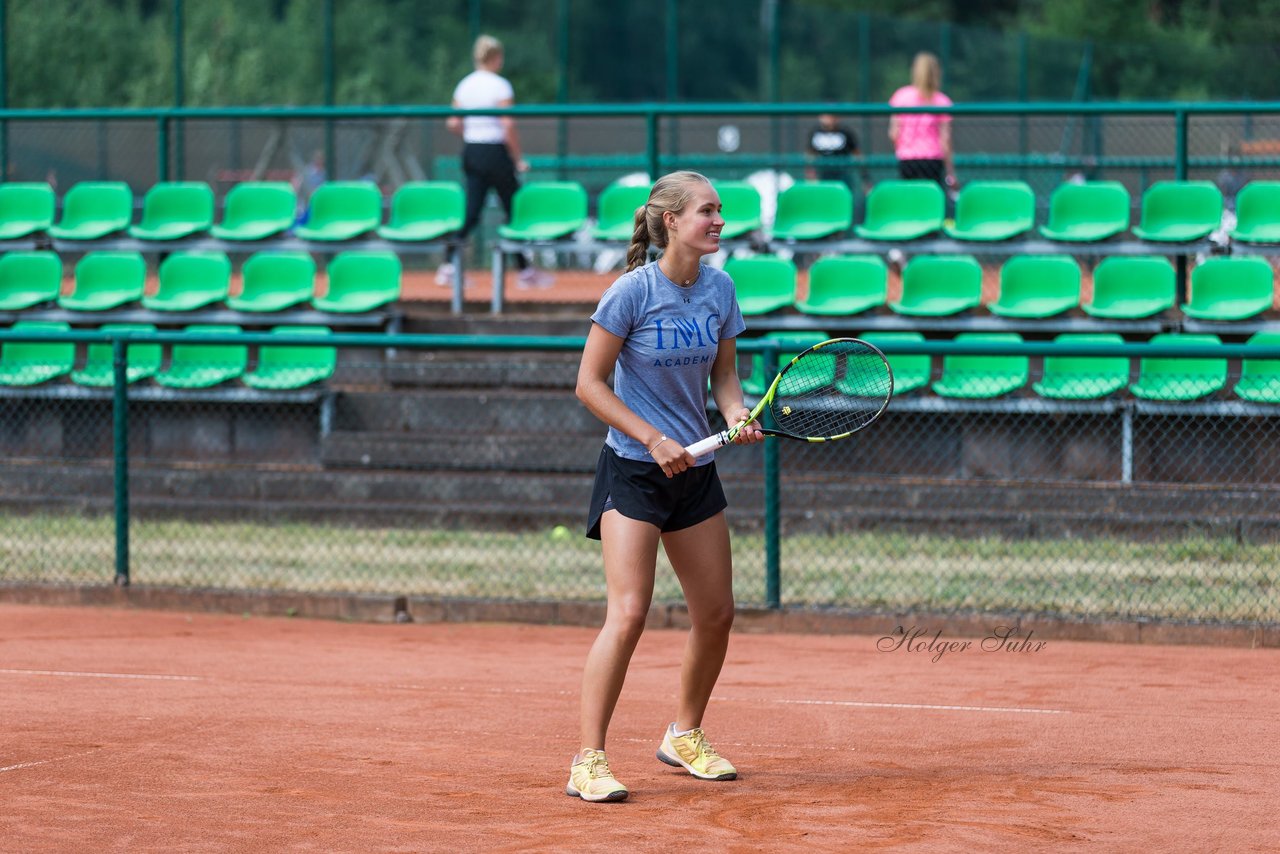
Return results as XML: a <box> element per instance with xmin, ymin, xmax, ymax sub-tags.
<box><xmin>585</xmin><ymin>445</ymin><xmax>728</xmax><ymax>540</ymax></box>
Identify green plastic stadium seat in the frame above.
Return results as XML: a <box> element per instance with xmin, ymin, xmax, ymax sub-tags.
<box><xmin>590</xmin><ymin>182</ymin><xmax>650</xmax><ymax>242</ymax></box>
<box><xmin>155</xmin><ymin>324</ymin><xmax>248</xmax><ymax>389</ymax></box>
<box><xmin>47</xmin><ymin>181</ymin><xmax>133</xmax><ymax>240</ymax></box>
<box><xmin>1131</xmin><ymin>181</ymin><xmax>1223</xmax><ymax>242</ymax></box>
<box><xmin>1129</xmin><ymin>333</ymin><xmax>1226</xmax><ymax>401</ymax></box>
<box><xmin>314</xmin><ymin>251</ymin><xmax>402</xmax><ymax>313</ymax></box>
<box><xmin>497</xmin><ymin>181</ymin><xmax>589</xmax><ymax>241</ymax></box>
<box><xmin>854</xmin><ymin>180</ymin><xmax>945</xmax><ymax>241</ymax></box>
<box><xmin>1038</xmin><ymin>181</ymin><xmax>1131</xmax><ymax>242</ymax></box>
<box><xmin>143</xmin><ymin>252</ymin><xmax>232</xmax><ymax>312</ymax></box>
<box><xmin>988</xmin><ymin>255</ymin><xmax>1081</xmax><ymax>319</ymax></box>
<box><xmin>0</xmin><ymin>182</ymin><xmax>56</xmax><ymax>239</ymax></box>
<box><xmin>71</xmin><ymin>323</ymin><xmax>162</xmax><ymax>387</ymax></box>
<box><xmin>889</xmin><ymin>255</ymin><xmax>982</xmax><ymax>317</ymax></box>
<box><xmin>770</xmin><ymin>181</ymin><xmax>852</xmax><ymax>241</ymax></box>
<box><xmin>211</xmin><ymin>182</ymin><xmax>298</xmax><ymax>241</ymax></box>
<box><xmin>742</xmin><ymin>331</ymin><xmax>828</xmax><ymax>396</ymax></box>
<box><xmin>1233</xmin><ymin>331</ymin><xmax>1280</xmax><ymax>403</ymax></box>
<box><xmin>1230</xmin><ymin>181</ymin><xmax>1280</xmax><ymax>244</ymax></box>
<box><xmin>795</xmin><ymin>255</ymin><xmax>887</xmax><ymax>316</ymax></box>
<box><xmin>242</xmin><ymin>326</ymin><xmax>337</xmax><ymax>390</ymax></box>
<box><xmin>1082</xmin><ymin>256</ymin><xmax>1176</xmax><ymax>319</ymax></box>
<box><xmin>228</xmin><ymin>251</ymin><xmax>316</xmax><ymax>313</ymax></box>
<box><xmin>0</xmin><ymin>251</ymin><xmax>62</xmax><ymax>310</ymax></box>
<box><xmin>0</xmin><ymin>321</ymin><xmax>74</xmax><ymax>386</ymax></box>
<box><xmin>59</xmin><ymin>252</ymin><xmax>145</xmax><ymax>311</ymax></box>
<box><xmin>128</xmin><ymin>182</ymin><xmax>214</xmax><ymax>240</ymax></box>
<box><xmin>713</xmin><ymin>181</ymin><xmax>763</xmax><ymax>240</ymax></box>
<box><xmin>377</xmin><ymin>181</ymin><xmax>465</xmax><ymax>242</ymax></box>
<box><xmin>932</xmin><ymin>332</ymin><xmax>1028</xmax><ymax>399</ymax></box>
<box><xmin>944</xmin><ymin>181</ymin><xmax>1036</xmax><ymax>241</ymax></box>
<box><xmin>1181</xmin><ymin>256</ymin><xmax>1273</xmax><ymax>321</ymax></box>
<box><xmin>1032</xmin><ymin>333</ymin><xmax>1129</xmax><ymax>400</ymax></box>
<box><xmin>293</xmin><ymin>181</ymin><xmax>383</xmax><ymax>241</ymax></box>
<box><xmin>724</xmin><ymin>256</ymin><xmax>796</xmax><ymax>316</ymax></box>
<box><xmin>854</xmin><ymin>331</ymin><xmax>930</xmax><ymax>396</ymax></box>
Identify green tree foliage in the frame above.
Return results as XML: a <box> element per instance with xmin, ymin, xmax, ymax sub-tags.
<box><xmin>2</xmin><ymin>0</ymin><xmax>1278</xmax><ymax>107</ymax></box>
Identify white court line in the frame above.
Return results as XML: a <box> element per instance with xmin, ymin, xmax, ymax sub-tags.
<box><xmin>0</xmin><ymin>668</ymin><xmax>202</xmax><ymax>682</ymax></box>
<box><xmin>755</xmin><ymin>697</ymin><xmax>1069</xmax><ymax>716</ymax></box>
<box><xmin>388</xmin><ymin>683</ymin><xmax>1068</xmax><ymax>716</ymax></box>
<box><xmin>0</xmin><ymin>749</ymin><xmax>105</xmax><ymax>775</ymax></box>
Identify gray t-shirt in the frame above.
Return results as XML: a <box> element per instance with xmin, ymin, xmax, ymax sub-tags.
<box><xmin>590</xmin><ymin>261</ymin><xmax>746</xmax><ymax>464</ymax></box>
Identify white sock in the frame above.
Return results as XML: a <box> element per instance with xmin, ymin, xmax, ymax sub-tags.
<box><xmin>671</xmin><ymin>723</ymin><xmax>695</xmax><ymax>737</ymax></box>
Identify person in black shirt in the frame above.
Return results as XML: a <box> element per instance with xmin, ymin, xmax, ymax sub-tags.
<box><xmin>806</xmin><ymin>113</ymin><xmax>861</xmax><ymax>188</ymax></box>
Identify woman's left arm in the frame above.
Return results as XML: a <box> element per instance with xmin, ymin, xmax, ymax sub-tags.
<box><xmin>709</xmin><ymin>336</ymin><xmax>764</xmax><ymax>445</ymax></box>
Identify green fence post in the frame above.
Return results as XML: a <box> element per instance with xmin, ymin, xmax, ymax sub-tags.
<box><xmin>1018</xmin><ymin>31</ymin><xmax>1028</xmax><ymax>182</ymax></box>
<box><xmin>858</xmin><ymin>13</ymin><xmax>871</xmax><ymax>169</ymax></box>
<box><xmin>0</xmin><ymin>0</ymin><xmax>7</xmax><ymax>179</ymax></box>
<box><xmin>323</xmin><ymin>0</ymin><xmax>335</xmax><ymax>178</ymax></box>
<box><xmin>556</xmin><ymin>0</ymin><xmax>569</xmax><ymax>180</ymax></box>
<box><xmin>157</xmin><ymin>114</ymin><xmax>170</xmax><ymax>182</ymax></box>
<box><xmin>646</xmin><ymin>110</ymin><xmax>659</xmax><ymax>178</ymax></box>
<box><xmin>1175</xmin><ymin>108</ymin><xmax>1188</xmax><ymax>180</ymax></box>
<box><xmin>1174</xmin><ymin>107</ymin><xmax>1190</xmax><ymax>304</ymax></box>
<box><xmin>173</xmin><ymin>0</ymin><xmax>184</xmax><ymax>179</ymax></box>
<box><xmin>762</xmin><ymin>341</ymin><xmax>781</xmax><ymax>609</ymax></box>
<box><xmin>112</xmin><ymin>338</ymin><xmax>130</xmax><ymax>587</ymax></box>
<box><xmin>665</xmin><ymin>0</ymin><xmax>679</xmax><ymax>161</ymax></box>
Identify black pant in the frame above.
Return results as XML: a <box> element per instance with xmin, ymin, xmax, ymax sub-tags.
<box><xmin>897</xmin><ymin>158</ymin><xmax>946</xmax><ymax>187</ymax></box>
<box><xmin>461</xmin><ymin>142</ymin><xmax>526</xmax><ymax>269</ymax></box>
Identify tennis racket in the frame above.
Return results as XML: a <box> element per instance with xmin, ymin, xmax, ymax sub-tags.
<box><xmin>686</xmin><ymin>337</ymin><xmax>893</xmax><ymax>457</ymax></box>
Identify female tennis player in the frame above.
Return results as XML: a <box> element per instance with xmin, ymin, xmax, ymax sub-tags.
<box><xmin>568</xmin><ymin>171</ymin><xmax>763</xmax><ymax>802</ymax></box>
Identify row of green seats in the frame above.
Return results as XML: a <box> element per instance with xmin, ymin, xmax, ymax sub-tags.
<box><xmin>853</xmin><ymin>179</ymin><xmax>1234</xmax><ymax>244</ymax></box>
<box><xmin>728</xmin><ymin>253</ymin><xmax>1279</xmax><ymax>322</ymax></box>
<box><xmin>660</xmin><ymin>178</ymin><xmax>1240</xmax><ymax>244</ymax></box>
<box><xmin>744</xmin><ymin>330</ymin><xmax>1280</xmax><ymax>403</ymax></box>
<box><xmin>0</xmin><ymin>180</ymin><xmax>467</xmax><ymax>243</ymax></box>
<box><xmin>7</xmin><ymin>174</ymin><xmax>1269</xmax><ymax>252</ymax></box>
<box><xmin>5</xmin><ymin>176</ymin><xmax>1256</xmax><ymax>250</ymax></box>
<box><xmin>0</xmin><ymin>250</ymin><xmax>401</xmax><ymax>314</ymax></box>
<box><xmin>0</xmin><ymin>321</ymin><xmax>335</xmax><ymax>389</ymax></box>
<box><xmin>542</xmin><ymin>178</ymin><xmax>1249</xmax><ymax>246</ymax></box>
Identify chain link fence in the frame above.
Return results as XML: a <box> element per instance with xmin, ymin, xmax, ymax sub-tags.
<box><xmin>0</xmin><ymin>332</ymin><xmax>1277</xmax><ymax>628</ymax></box>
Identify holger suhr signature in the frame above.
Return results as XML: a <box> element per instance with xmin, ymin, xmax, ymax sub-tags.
<box><xmin>877</xmin><ymin>625</ymin><xmax>1047</xmax><ymax>663</ymax></box>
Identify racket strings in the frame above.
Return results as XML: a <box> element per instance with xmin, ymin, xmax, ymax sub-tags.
<box><xmin>770</xmin><ymin>342</ymin><xmax>892</xmax><ymax>439</ymax></box>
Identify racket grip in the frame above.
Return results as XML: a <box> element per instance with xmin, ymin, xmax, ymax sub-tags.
<box><xmin>685</xmin><ymin>432</ymin><xmax>728</xmax><ymax>457</ymax></box>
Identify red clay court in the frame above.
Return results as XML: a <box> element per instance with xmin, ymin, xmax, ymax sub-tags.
<box><xmin>2</xmin><ymin>602</ymin><xmax>1278</xmax><ymax>852</ymax></box>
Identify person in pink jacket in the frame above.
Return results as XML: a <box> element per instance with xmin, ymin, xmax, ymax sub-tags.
<box><xmin>888</xmin><ymin>52</ymin><xmax>957</xmax><ymax>190</ymax></box>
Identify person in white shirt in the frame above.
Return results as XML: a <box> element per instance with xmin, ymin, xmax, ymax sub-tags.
<box><xmin>441</xmin><ymin>35</ymin><xmax>551</xmax><ymax>288</ymax></box>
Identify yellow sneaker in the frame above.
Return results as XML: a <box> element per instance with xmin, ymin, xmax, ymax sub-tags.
<box><xmin>656</xmin><ymin>724</ymin><xmax>737</xmax><ymax>780</ymax></box>
<box><xmin>565</xmin><ymin>748</ymin><xmax>628</xmax><ymax>802</ymax></box>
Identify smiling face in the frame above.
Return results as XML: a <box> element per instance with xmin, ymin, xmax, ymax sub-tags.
<box><xmin>664</xmin><ymin>182</ymin><xmax>724</xmax><ymax>257</ymax></box>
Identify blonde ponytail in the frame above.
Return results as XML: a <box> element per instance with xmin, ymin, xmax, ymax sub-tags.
<box><xmin>624</xmin><ymin>171</ymin><xmax>713</xmax><ymax>274</ymax></box>
<box><xmin>625</xmin><ymin>205</ymin><xmax>650</xmax><ymax>272</ymax></box>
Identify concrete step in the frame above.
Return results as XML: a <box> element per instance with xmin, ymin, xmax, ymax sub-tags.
<box><xmin>320</xmin><ymin>430</ymin><xmax>603</xmax><ymax>473</ymax></box>
<box><xmin>331</xmin><ymin>389</ymin><xmax>601</xmax><ymax>435</ymax></box>
<box><xmin>384</xmin><ymin>350</ymin><xmax>580</xmax><ymax>390</ymax></box>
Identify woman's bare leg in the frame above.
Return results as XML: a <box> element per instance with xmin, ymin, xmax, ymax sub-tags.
<box><xmin>578</xmin><ymin>510</ymin><xmax>660</xmax><ymax>751</ymax></box>
<box><xmin>661</xmin><ymin>511</ymin><xmax>735</xmax><ymax>731</ymax></box>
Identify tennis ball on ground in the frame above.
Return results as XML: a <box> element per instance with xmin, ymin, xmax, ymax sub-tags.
<box><xmin>551</xmin><ymin>525</ymin><xmax>572</xmax><ymax>541</ymax></box>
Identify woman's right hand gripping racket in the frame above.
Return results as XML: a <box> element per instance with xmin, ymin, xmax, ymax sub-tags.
<box><xmin>686</xmin><ymin>337</ymin><xmax>894</xmax><ymax>457</ymax></box>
